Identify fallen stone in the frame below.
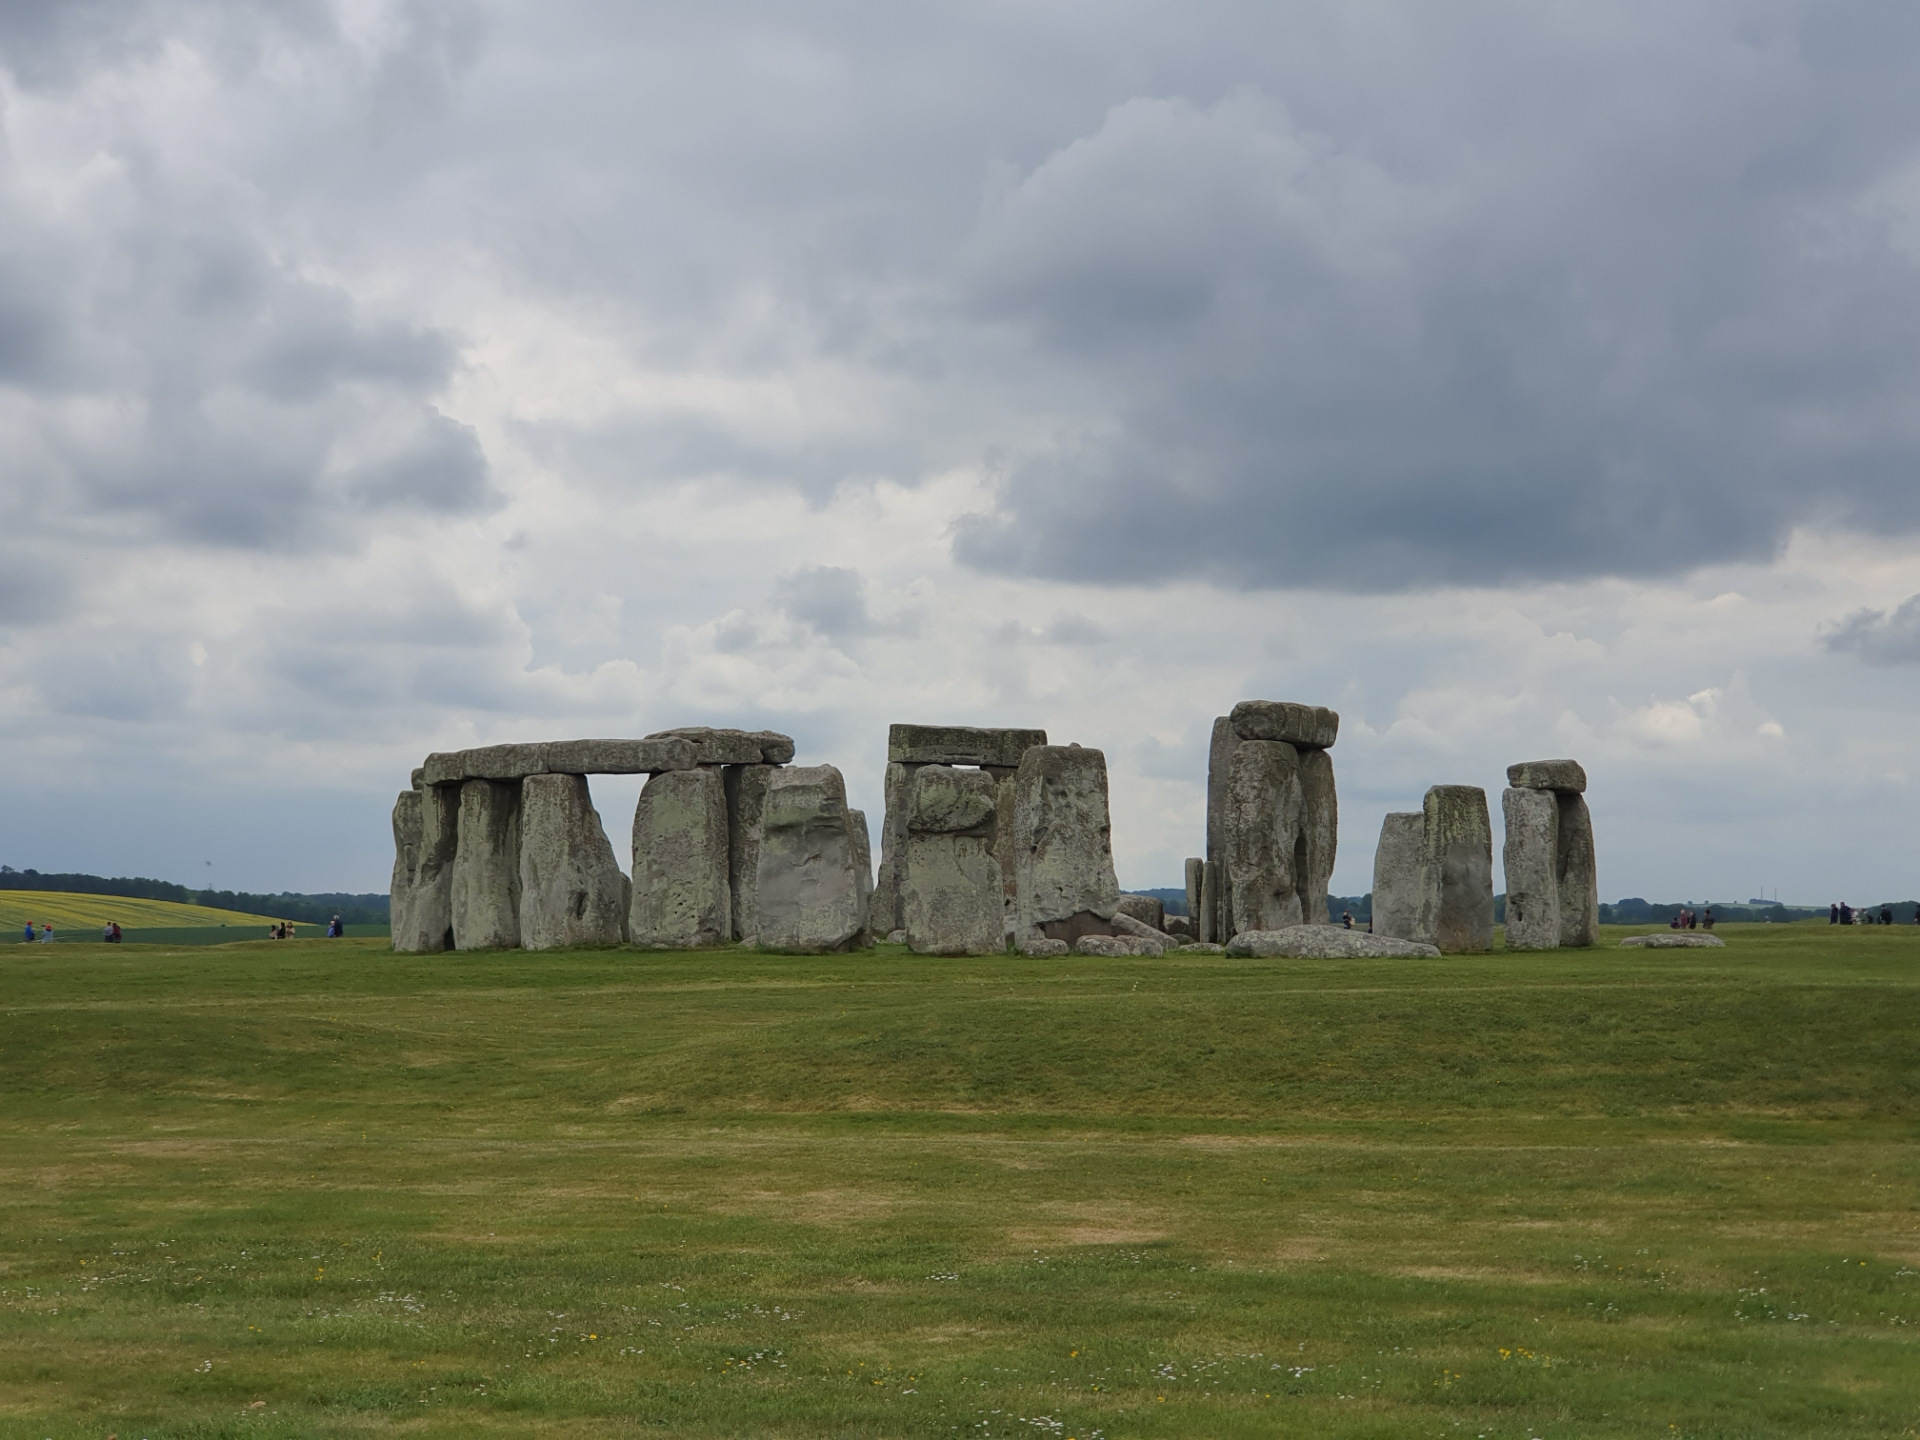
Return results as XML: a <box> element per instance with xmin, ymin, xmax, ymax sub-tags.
<box><xmin>1370</xmin><ymin>812</ymin><xmax>1425</xmax><ymax>942</ymax></box>
<box><xmin>518</xmin><ymin>773</ymin><xmax>629</xmax><ymax>949</ymax></box>
<box><xmin>629</xmin><ymin>767</ymin><xmax>731</xmax><ymax>948</ymax></box>
<box><xmin>1229</xmin><ymin>700</ymin><xmax>1340</xmax><ymax>750</ymax></box>
<box><xmin>645</xmin><ymin>727</ymin><xmax>795</xmax><ymax>765</ymax></box>
<box><xmin>755</xmin><ymin>765</ymin><xmax>869</xmax><ymax>952</ymax></box>
<box><xmin>1010</xmin><ymin>745</ymin><xmax>1123</xmax><ymax>943</ymax></box>
<box><xmin>1555</xmin><ymin>792</ymin><xmax>1600</xmax><ymax>947</ymax></box>
<box><xmin>1501</xmin><ymin>786</ymin><xmax>1562</xmax><ymax>951</ymax></box>
<box><xmin>1296</xmin><ymin>746</ymin><xmax>1338</xmax><ymax>931</ymax></box>
<box><xmin>886</xmin><ymin>928</ymin><xmax>907</xmax><ymax>945</ymax></box>
<box><xmin>1075</xmin><ymin>934</ymin><xmax>1165</xmax><ymax>957</ymax></box>
<box><xmin>544</xmin><ymin>737</ymin><xmax>698</xmax><ymax>774</ymax></box>
<box><xmin>1620</xmin><ymin>932</ymin><xmax>1725</xmax><ymax>948</ymax></box>
<box><xmin>1225</xmin><ymin>739</ymin><xmax>1304</xmax><ymax>935</ymax></box>
<box><xmin>1017</xmin><ymin>937</ymin><xmax>1071</xmax><ymax>957</ymax></box>
<box><xmin>888</xmin><ymin>723</ymin><xmax>1047</xmax><ymax>767</ymax></box>
<box><xmin>1417</xmin><ymin>785</ymin><xmax>1494</xmax><ymax>954</ymax></box>
<box><xmin>1117</xmin><ymin>893</ymin><xmax>1166</xmax><ymax>930</ymax></box>
<box><xmin>450</xmin><ymin>779</ymin><xmax>522</xmax><ymax>950</ymax></box>
<box><xmin>1225</xmin><ymin>926</ymin><xmax>1441</xmax><ymax>959</ymax></box>
<box><xmin>1111</xmin><ymin>911</ymin><xmax>1165</xmax><ymax>941</ymax></box>
<box><xmin>1164</xmin><ymin>914</ymin><xmax>1195</xmax><ymax>940</ymax></box>
<box><xmin>904</xmin><ymin>766</ymin><xmax>1003</xmax><ymax>955</ymax></box>
<box><xmin>724</xmin><ymin>764</ymin><xmax>776</xmax><ymax>942</ymax></box>
<box><xmin>1506</xmin><ymin>758</ymin><xmax>1587</xmax><ymax>793</ymax></box>
<box><xmin>1173</xmin><ymin>942</ymin><xmax>1226</xmax><ymax>954</ymax></box>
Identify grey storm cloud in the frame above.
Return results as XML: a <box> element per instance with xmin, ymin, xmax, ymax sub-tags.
<box><xmin>1822</xmin><ymin>595</ymin><xmax>1920</xmax><ymax>663</ymax></box>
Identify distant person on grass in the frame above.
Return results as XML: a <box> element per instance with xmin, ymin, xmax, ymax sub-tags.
<box><xmin>1882</xmin><ymin>906</ymin><xmax>1894</xmax><ymax>927</ymax></box>
<box><xmin>1703</xmin><ymin>908</ymin><xmax>1715</xmax><ymax>929</ymax></box>
<box><xmin>38</xmin><ymin>923</ymin><xmax>53</xmax><ymax>943</ymax></box>
<box><xmin>1831</xmin><ymin>902</ymin><xmax>1840</xmax><ymax>924</ymax></box>
<box><xmin>21</xmin><ymin>921</ymin><xmax>32</xmax><ymax>944</ymax></box>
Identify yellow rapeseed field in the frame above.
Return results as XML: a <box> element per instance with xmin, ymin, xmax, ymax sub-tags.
<box><xmin>0</xmin><ymin>889</ymin><xmax>280</xmax><ymax>933</ymax></box>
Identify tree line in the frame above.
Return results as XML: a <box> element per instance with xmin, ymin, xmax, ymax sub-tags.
<box><xmin>0</xmin><ymin>867</ymin><xmax>389</xmax><ymax>926</ymax></box>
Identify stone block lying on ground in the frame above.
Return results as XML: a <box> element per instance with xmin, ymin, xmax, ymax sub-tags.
<box><xmin>645</xmin><ymin>727</ymin><xmax>795</xmax><ymax>765</ymax></box>
<box><xmin>1011</xmin><ymin>745</ymin><xmax>1123</xmax><ymax>942</ymax></box>
<box><xmin>1226</xmin><ymin>925</ymin><xmax>1441</xmax><ymax>959</ymax></box>
<box><xmin>903</xmin><ymin>765</ymin><xmax>1003</xmax><ymax>955</ymax></box>
<box><xmin>1074</xmin><ymin>934</ymin><xmax>1165</xmax><ymax>957</ymax></box>
<box><xmin>1110</xmin><ymin>911</ymin><xmax>1165</xmax><ymax>941</ymax></box>
<box><xmin>518</xmin><ymin>773</ymin><xmax>629</xmax><ymax>949</ymax></box>
<box><xmin>451</xmin><ymin>779</ymin><xmax>522</xmax><ymax>950</ymax></box>
<box><xmin>754</xmin><ymin>765</ymin><xmax>870</xmax><ymax>952</ymax></box>
<box><xmin>1228</xmin><ymin>700</ymin><xmax>1340</xmax><ymax>750</ymax></box>
<box><xmin>1620</xmin><ymin>932</ymin><xmax>1725</xmax><ymax>948</ymax></box>
<box><xmin>1174</xmin><ymin>942</ymin><xmax>1226</xmax><ymax>954</ymax></box>
<box><xmin>630</xmin><ymin>767</ymin><xmax>731</xmax><ymax>948</ymax></box>
<box><xmin>1115</xmin><ymin>895</ymin><xmax>1165</xmax><ymax>930</ymax></box>
<box><xmin>1506</xmin><ymin>758</ymin><xmax>1587</xmax><ymax>793</ymax></box>
<box><xmin>887</xmin><ymin>724</ymin><xmax>1047</xmax><ymax>767</ymax></box>
<box><xmin>1164</xmin><ymin>914</ymin><xmax>1195</xmax><ymax>939</ymax></box>
<box><xmin>1017</xmin><ymin>937</ymin><xmax>1071</xmax><ymax>957</ymax></box>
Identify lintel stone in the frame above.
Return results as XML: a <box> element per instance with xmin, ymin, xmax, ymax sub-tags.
<box><xmin>888</xmin><ymin>723</ymin><xmax>1047</xmax><ymax>767</ymax></box>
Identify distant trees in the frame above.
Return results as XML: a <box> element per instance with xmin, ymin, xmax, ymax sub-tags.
<box><xmin>0</xmin><ymin>866</ymin><xmax>389</xmax><ymax>925</ymax></box>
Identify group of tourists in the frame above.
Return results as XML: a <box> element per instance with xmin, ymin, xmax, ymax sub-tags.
<box><xmin>19</xmin><ymin>922</ymin><xmax>55</xmax><ymax>943</ymax></box>
<box><xmin>1831</xmin><ymin>902</ymin><xmax>1905</xmax><ymax>925</ymax></box>
<box><xmin>1669</xmin><ymin>907</ymin><xmax>1715</xmax><ymax>930</ymax></box>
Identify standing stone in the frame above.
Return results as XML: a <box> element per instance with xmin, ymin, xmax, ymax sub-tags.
<box><xmin>1555</xmin><ymin>792</ymin><xmax>1600</xmax><ymax>948</ymax></box>
<box><xmin>450</xmin><ymin>779</ymin><xmax>522</xmax><ymax>950</ymax></box>
<box><xmin>630</xmin><ymin>767</ymin><xmax>731</xmax><ymax>948</ymax></box>
<box><xmin>1417</xmin><ymin>785</ymin><xmax>1494</xmax><ymax>953</ymax></box>
<box><xmin>1370</xmin><ymin>812</ymin><xmax>1425</xmax><ymax>942</ymax></box>
<box><xmin>1184</xmin><ymin>857</ymin><xmax>1204</xmax><ymax>934</ymax></box>
<box><xmin>1501</xmin><ymin>786</ymin><xmax>1562</xmax><ymax>951</ymax></box>
<box><xmin>755</xmin><ymin>765</ymin><xmax>869</xmax><ymax>952</ymax></box>
<box><xmin>724</xmin><ymin>764</ymin><xmax>777</xmax><ymax>943</ymax></box>
<box><xmin>872</xmin><ymin>760</ymin><xmax>918</xmax><ymax>936</ymax></box>
<box><xmin>395</xmin><ymin>782</ymin><xmax>458</xmax><ymax>953</ymax></box>
<box><xmin>390</xmin><ymin>789</ymin><xmax>423</xmax><ymax>950</ymax></box>
<box><xmin>1199</xmin><ymin>860</ymin><xmax>1221</xmax><ymax>945</ymax></box>
<box><xmin>1225</xmin><ymin>739</ymin><xmax>1304</xmax><ymax>935</ymax></box>
<box><xmin>903</xmin><ymin>765</ymin><xmax>1003</xmax><ymax>955</ymax></box>
<box><xmin>1011</xmin><ymin>745</ymin><xmax>1124</xmax><ymax>944</ymax></box>
<box><xmin>1204</xmin><ymin>716</ymin><xmax>1236</xmax><ymax>943</ymax></box>
<box><xmin>847</xmin><ymin>807</ymin><xmax>874</xmax><ymax>926</ymax></box>
<box><xmin>517</xmin><ymin>774</ymin><xmax>629</xmax><ymax>949</ymax></box>
<box><xmin>1296</xmin><ymin>747</ymin><xmax>1337</xmax><ymax>926</ymax></box>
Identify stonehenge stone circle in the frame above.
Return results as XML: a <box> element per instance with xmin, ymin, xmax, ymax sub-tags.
<box><xmin>518</xmin><ymin>773</ymin><xmax>629</xmax><ymax>949</ymax></box>
<box><xmin>1226</xmin><ymin>926</ymin><xmax>1440</xmax><ymax>959</ymax></box>
<box><xmin>755</xmin><ymin>765</ymin><xmax>871</xmax><ymax>952</ymax></box>
<box><xmin>1416</xmin><ymin>785</ymin><xmax>1495</xmax><ymax>954</ymax></box>
<box><xmin>629</xmin><ymin>766</ymin><xmax>732</xmax><ymax>948</ymax></box>
<box><xmin>392</xmin><ymin>776</ymin><xmax>457</xmax><ymax>953</ymax></box>
<box><xmin>1369</xmin><ymin>812</ymin><xmax>1425</xmax><ymax>943</ymax></box>
<box><xmin>902</xmin><ymin>764</ymin><xmax>1004</xmax><ymax>955</ymax></box>
<box><xmin>1501</xmin><ymin>758</ymin><xmax>1599</xmax><ymax>950</ymax></box>
<box><xmin>1011</xmin><ymin>744</ymin><xmax>1124</xmax><ymax>944</ymax></box>
<box><xmin>451</xmin><ymin>779</ymin><xmax>522</xmax><ymax>950</ymax></box>
<box><xmin>1116</xmin><ymin>893</ymin><xmax>1166</xmax><ymax>930</ymax></box>
<box><xmin>390</xmin><ymin>788</ymin><xmax>423</xmax><ymax>949</ymax></box>
<box><xmin>1205</xmin><ymin>700</ymin><xmax>1339</xmax><ymax>945</ymax></box>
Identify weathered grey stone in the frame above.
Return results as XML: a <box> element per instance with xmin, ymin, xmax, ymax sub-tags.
<box><xmin>1296</xmin><ymin>746</ymin><xmax>1338</xmax><ymax>928</ymax></box>
<box><xmin>847</xmin><ymin>807</ymin><xmax>873</xmax><ymax>930</ymax></box>
<box><xmin>1225</xmin><ymin>739</ymin><xmax>1304</xmax><ymax>935</ymax></box>
<box><xmin>1199</xmin><ymin>858</ymin><xmax>1222</xmax><ymax>946</ymax></box>
<box><xmin>450</xmin><ymin>779</ymin><xmax>522</xmax><ymax>950</ymax></box>
<box><xmin>1164</xmin><ymin>914</ymin><xmax>1195</xmax><ymax>940</ymax></box>
<box><xmin>888</xmin><ymin>724</ymin><xmax>1047</xmax><ymax>767</ymax></box>
<box><xmin>629</xmin><ymin>767</ymin><xmax>731</xmax><ymax>948</ymax></box>
<box><xmin>645</xmin><ymin>727</ymin><xmax>795</xmax><ymax>765</ymax></box>
<box><xmin>462</xmin><ymin>742</ymin><xmax>551</xmax><ymax>781</ymax></box>
<box><xmin>904</xmin><ymin>766</ymin><xmax>1003</xmax><ymax>955</ymax></box>
<box><xmin>1111</xmin><ymin>910</ymin><xmax>1165</xmax><ymax>941</ymax></box>
<box><xmin>1417</xmin><ymin>785</ymin><xmax>1494</xmax><ymax>954</ymax></box>
<box><xmin>886</xmin><ymin>928</ymin><xmax>907</xmax><ymax>945</ymax></box>
<box><xmin>1184</xmin><ymin>857</ymin><xmax>1204</xmax><ymax>935</ymax></box>
<box><xmin>872</xmin><ymin>760</ymin><xmax>918</xmax><ymax>936</ymax></box>
<box><xmin>1501</xmin><ymin>786</ymin><xmax>1562</xmax><ymax>951</ymax></box>
<box><xmin>1556</xmin><ymin>793</ymin><xmax>1599</xmax><ymax>947</ymax></box>
<box><xmin>1075</xmin><ymin>934</ymin><xmax>1165</xmax><ymax>957</ymax></box>
<box><xmin>1017</xmin><ymin>937</ymin><xmax>1071</xmax><ymax>957</ymax></box>
<box><xmin>1229</xmin><ymin>700</ymin><xmax>1340</xmax><ymax>750</ymax></box>
<box><xmin>421</xmin><ymin>751</ymin><xmax>464</xmax><ymax>786</ymax></box>
<box><xmin>755</xmin><ymin>765</ymin><xmax>869</xmax><ymax>952</ymax></box>
<box><xmin>1371</xmin><ymin>813</ymin><xmax>1425</xmax><ymax>942</ymax></box>
<box><xmin>389</xmin><ymin>789</ymin><xmax>423</xmax><ymax>952</ymax></box>
<box><xmin>1507</xmin><ymin>758</ymin><xmax>1587</xmax><ymax>794</ymax></box>
<box><xmin>410</xmin><ymin>767</ymin><xmax>425</xmax><ymax>790</ymax></box>
<box><xmin>724</xmin><ymin>764</ymin><xmax>776</xmax><ymax>942</ymax></box>
<box><xmin>1204</xmin><ymin>716</ymin><xmax>1234</xmax><ymax>942</ymax></box>
<box><xmin>394</xmin><ymin>783</ymin><xmax>458</xmax><ymax>952</ymax></box>
<box><xmin>1174</xmin><ymin>942</ymin><xmax>1226</xmax><ymax>954</ymax></box>
<box><xmin>994</xmin><ymin>768</ymin><xmax>1020</xmax><ymax>938</ymax></box>
<box><xmin>1011</xmin><ymin>745</ymin><xmax>1123</xmax><ymax>943</ymax></box>
<box><xmin>1117</xmin><ymin>894</ymin><xmax>1166</xmax><ymax>930</ymax></box>
<box><xmin>517</xmin><ymin>773</ymin><xmax>628</xmax><ymax>949</ymax></box>
<box><xmin>1620</xmin><ymin>932</ymin><xmax>1725</xmax><ymax>948</ymax></box>
<box><xmin>544</xmin><ymin>737</ymin><xmax>698</xmax><ymax>774</ymax></box>
<box><xmin>1226</xmin><ymin>926</ymin><xmax>1441</xmax><ymax>959</ymax></box>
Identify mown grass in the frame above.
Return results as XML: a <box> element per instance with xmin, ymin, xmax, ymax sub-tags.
<box><xmin>0</xmin><ymin>890</ymin><xmax>279</xmax><ymax>933</ymax></box>
<box><xmin>1</xmin><ymin>924</ymin><xmax>1916</xmax><ymax>1437</ymax></box>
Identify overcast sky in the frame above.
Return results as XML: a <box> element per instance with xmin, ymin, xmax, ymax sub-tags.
<box><xmin>6</xmin><ymin>0</ymin><xmax>1920</xmax><ymax>904</ymax></box>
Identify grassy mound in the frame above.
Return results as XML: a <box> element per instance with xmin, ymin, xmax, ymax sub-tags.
<box><xmin>1</xmin><ymin>923</ymin><xmax>1915</xmax><ymax>1436</ymax></box>
<box><xmin>1</xmin><ymin>888</ymin><xmax>283</xmax><ymax>935</ymax></box>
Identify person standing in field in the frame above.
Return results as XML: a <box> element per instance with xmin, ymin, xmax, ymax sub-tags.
<box><xmin>21</xmin><ymin>921</ymin><xmax>32</xmax><ymax>943</ymax></box>
<box><xmin>1831</xmin><ymin>902</ymin><xmax>1840</xmax><ymax>924</ymax></box>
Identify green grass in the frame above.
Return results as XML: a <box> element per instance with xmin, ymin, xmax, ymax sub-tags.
<box><xmin>1</xmin><ymin>924</ymin><xmax>1916</xmax><ymax>1437</ymax></box>
<box><xmin>0</xmin><ymin>889</ymin><xmax>282</xmax><ymax>932</ymax></box>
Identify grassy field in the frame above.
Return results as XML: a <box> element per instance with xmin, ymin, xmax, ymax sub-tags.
<box><xmin>1</xmin><ymin>889</ymin><xmax>280</xmax><ymax>934</ymax></box>
<box><xmin>1</xmin><ymin>924</ymin><xmax>1915</xmax><ymax>1438</ymax></box>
